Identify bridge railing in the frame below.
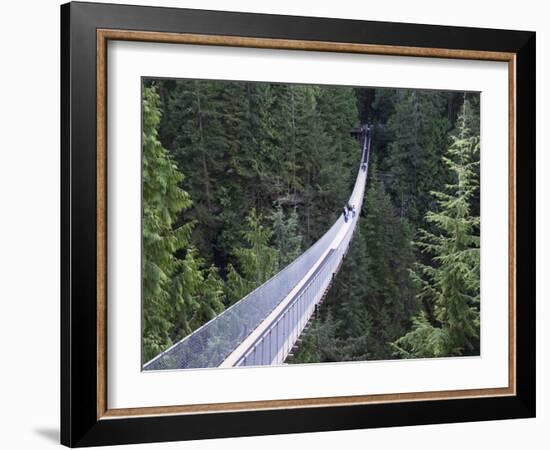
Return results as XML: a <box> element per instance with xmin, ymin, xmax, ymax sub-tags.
<box><xmin>235</xmin><ymin>248</ymin><xmax>337</xmax><ymax>366</ymax></box>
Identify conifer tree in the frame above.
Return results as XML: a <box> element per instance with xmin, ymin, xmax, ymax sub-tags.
<box><xmin>329</xmin><ymin>225</ymin><xmax>370</xmax><ymax>343</ymax></box>
<box><xmin>333</xmin><ymin>226</ymin><xmax>371</xmax><ymax>361</ymax></box>
<box><xmin>289</xmin><ymin>309</ymin><xmax>344</xmax><ymax>363</ymax></box>
<box><xmin>142</xmin><ymin>86</ymin><xmax>194</xmax><ymax>361</ymax></box>
<box><xmin>392</xmin><ymin>103</ymin><xmax>480</xmax><ymax>358</ymax></box>
<box><xmin>270</xmin><ymin>205</ymin><xmax>303</xmax><ymax>268</ymax></box>
<box><xmin>159</xmin><ymin>80</ymin><xmax>221</xmax><ymax>261</ymax></box>
<box><xmin>383</xmin><ymin>90</ymin><xmax>451</xmax><ymax>222</ymax></box>
<box><xmin>225</xmin><ymin>209</ymin><xmax>279</xmax><ymax>304</ymax></box>
<box><xmin>361</xmin><ymin>170</ymin><xmax>418</xmax><ymax>359</ymax></box>
<box><xmin>142</xmin><ymin>86</ymin><xmax>224</xmax><ymax>363</ymax></box>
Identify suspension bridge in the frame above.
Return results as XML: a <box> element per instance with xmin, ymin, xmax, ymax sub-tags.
<box><xmin>144</xmin><ymin>125</ymin><xmax>371</xmax><ymax>370</ymax></box>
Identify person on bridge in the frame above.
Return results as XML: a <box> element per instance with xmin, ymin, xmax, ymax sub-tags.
<box><xmin>343</xmin><ymin>206</ymin><xmax>349</xmax><ymax>222</ymax></box>
<box><xmin>351</xmin><ymin>204</ymin><xmax>356</xmax><ymax>218</ymax></box>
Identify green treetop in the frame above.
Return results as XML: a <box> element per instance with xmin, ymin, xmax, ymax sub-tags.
<box><xmin>225</xmin><ymin>209</ymin><xmax>279</xmax><ymax>304</ymax></box>
<box><xmin>270</xmin><ymin>204</ymin><xmax>303</xmax><ymax>268</ymax></box>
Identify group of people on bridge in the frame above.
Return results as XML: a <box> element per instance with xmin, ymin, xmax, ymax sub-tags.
<box><xmin>342</xmin><ymin>202</ymin><xmax>356</xmax><ymax>223</ymax></box>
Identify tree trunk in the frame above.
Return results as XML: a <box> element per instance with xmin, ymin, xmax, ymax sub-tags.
<box><xmin>195</xmin><ymin>82</ymin><xmax>213</xmax><ymax>212</ymax></box>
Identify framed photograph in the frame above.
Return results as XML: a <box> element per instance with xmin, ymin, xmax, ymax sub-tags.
<box><xmin>61</xmin><ymin>1</ymin><xmax>536</xmax><ymax>447</ymax></box>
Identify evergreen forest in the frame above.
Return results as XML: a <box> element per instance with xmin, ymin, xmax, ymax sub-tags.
<box><xmin>141</xmin><ymin>78</ymin><xmax>481</xmax><ymax>366</ymax></box>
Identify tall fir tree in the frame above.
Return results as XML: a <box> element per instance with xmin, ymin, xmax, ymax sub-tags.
<box><xmin>360</xmin><ymin>169</ymin><xmax>418</xmax><ymax>359</ymax></box>
<box><xmin>142</xmin><ymin>86</ymin><xmax>225</xmax><ymax>363</ymax></box>
<box><xmin>225</xmin><ymin>209</ymin><xmax>279</xmax><ymax>304</ymax></box>
<box><xmin>392</xmin><ymin>101</ymin><xmax>481</xmax><ymax>358</ymax></box>
<box><xmin>270</xmin><ymin>204</ymin><xmax>303</xmax><ymax>268</ymax></box>
<box><xmin>383</xmin><ymin>90</ymin><xmax>451</xmax><ymax>222</ymax></box>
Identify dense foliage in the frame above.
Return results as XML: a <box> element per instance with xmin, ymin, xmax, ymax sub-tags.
<box><xmin>142</xmin><ymin>87</ymin><xmax>224</xmax><ymax>363</ymax></box>
<box><xmin>142</xmin><ymin>79</ymin><xmax>481</xmax><ymax>365</ymax></box>
<box><xmin>392</xmin><ymin>100</ymin><xmax>481</xmax><ymax>358</ymax></box>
